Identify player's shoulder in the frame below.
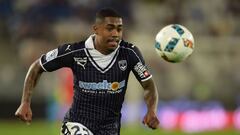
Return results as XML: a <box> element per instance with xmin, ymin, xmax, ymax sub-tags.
<box><xmin>63</xmin><ymin>41</ymin><xmax>85</xmax><ymax>51</ymax></box>
<box><xmin>119</xmin><ymin>40</ymin><xmax>138</xmax><ymax>50</ymax></box>
<box><xmin>59</xmin><ymin>40</ymin><xmax>86</xmax><ymax>54</ymax></box>
<box><xmin>119</xmin><ymin>40</ymin><xmax>141</xmax><ymax>53</ymax></box>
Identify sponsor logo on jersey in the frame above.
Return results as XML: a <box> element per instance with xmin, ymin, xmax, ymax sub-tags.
<box><xmin>79</xmin><ymin>80</ymin><xmax>125</xmax><ymax>91</ymax></box>
<box><xmin>74</xmin><ymin>57</ymin><xmax>87</xmax><ymax>69</ymax></box>
<box><xmin>134</xmin><ymin>62</ymin><xmax>149</xmax><ymax>78</ymax></box>
<box><xmin>46</xmin><ymin>49</ymin><xmax>58</xmax><ymax>62</ymax></box>
<box><xmin>118</xmin><ymin>60</ymin><xmax>127</xmax><ymax>71</ymax></box>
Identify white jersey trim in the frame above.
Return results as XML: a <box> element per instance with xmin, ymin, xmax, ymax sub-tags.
<box><xmin>85</xmin><ymin>48</ymin><xmax>120</xmax><ymax>73</ymax></box>
<box><xmin>141</xmin><ymin>75</ymin><xmax>152</xmax><ymax>82</ymax></box>
<box><xmin>39</xmin><ymin>55</ymin><xmax>48</xmax><ymax>72</ymax></box>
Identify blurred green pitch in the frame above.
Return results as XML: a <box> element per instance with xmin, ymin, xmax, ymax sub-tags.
<box><xmin>1</xmin><ymin>120</ymin><xmax>239</xmax><ymax>135</ymax></box>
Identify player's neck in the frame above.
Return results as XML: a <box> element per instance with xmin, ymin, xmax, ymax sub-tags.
<box><xmin>93</xmin><ymin>37</ymin><xmax>111</xmax><ymax>55</ymax></box>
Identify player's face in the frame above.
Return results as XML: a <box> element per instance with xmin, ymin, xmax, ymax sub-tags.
<box><xmin>94</xmin><ymin>17</ymin><xmax>123</xmax><ymax>54</ymax></box>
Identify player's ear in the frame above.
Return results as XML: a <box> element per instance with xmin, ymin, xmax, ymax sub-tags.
<box><xmin>93</xmin><ymin>24</ymin><xmax>98</xmax><ymax>34</ymax></box>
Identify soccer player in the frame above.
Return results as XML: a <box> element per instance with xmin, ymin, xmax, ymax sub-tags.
<box><xmin>15</xmin><ymin>8</ymin><xmax>160</xmax><ymax>135</ymax></box>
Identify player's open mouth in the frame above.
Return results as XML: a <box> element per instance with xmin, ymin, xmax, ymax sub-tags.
<box><xmin>107</xmin><ymin>39</ymin><xmax>119</xmax><ymax>47</ymax></box>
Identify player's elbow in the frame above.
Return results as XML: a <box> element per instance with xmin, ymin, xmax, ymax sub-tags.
<box><xmin>141</xmin><ymin>78</ymin><xmax>155</xmax><ymax>90</ymax></box>
<box><xmin>29</xmin><ymin>59</ymin><xmax>44</xmax><ymax>74</ymax></box>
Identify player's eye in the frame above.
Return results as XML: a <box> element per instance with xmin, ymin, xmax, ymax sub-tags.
<box><xmin>106</xmin><ymin>27</ymin><xmax>114</xmax><ymax>32</ymax></box>
<box><xmin>117</xmin><ymin>27</ymin><xmax>122</xmax><ymax>32</ymax></box>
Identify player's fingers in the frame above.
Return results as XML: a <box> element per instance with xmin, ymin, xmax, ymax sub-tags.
<box><xmin>15</xmin><ymin>111</ymin><xmax>24</xmax><ymax>120</ymax></box>
<box><xmin>15</xmin><ymin>109</ymin><xmax>22</xmax><ymax>117</ymax></box>
<box><xmin>142</xmin><ymin>116</ymin><xmax>147</xmax><ymax>125</ymax></box>
<box><xmin>16</xmin><ymin>113</ymin><xmax>27</xmax><ymax>122</ymax></box>
<box><xmin>15</xmin><ymin>111</ymin><xmax>20</xmax><ymax>118</ymax></box>
<box><xmin>148</xmin><ymin>118</ymin><xmax>159</xmax><ymax>129</ymax></box>
<box><xmin>148</xmin><ymin>123</ymin><xmax>158</xmax><ymax>129</ymax></box>
<box><xmin>25</xmin><ymin>118</ymin><xmax>31</xmax><ymax>125</ymax></box>
<box><xmin>26</xmin><ymin>113</ymin><xmax>32</xmax><ymax>123</ymax></box>
<box><xmin>149</xmin><ymin>117</ymin><xmax>159</xmax><ymax>125</ymax></box>
<box><xmin>17</xmin><ymin>111</ymin><xmax>29</xmax><ymax>122</ymax></box>
<box><xmin>151</xmin><ymin>121</ymin><xmax>159</xmax><ymax>129</ymax></box>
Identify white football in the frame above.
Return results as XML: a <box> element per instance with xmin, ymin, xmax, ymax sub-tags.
<box><xmin>155</xmin><ymin>24</ymin><xmax>194</xmax><ymax>63</ymax></box>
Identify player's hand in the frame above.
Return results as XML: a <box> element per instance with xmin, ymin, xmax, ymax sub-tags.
<box><xmin>15</xmin><ymin>102</ymin><xmax>32</xmax><ymax>124</ymax></box>
<box><xmin>142</xmin><ymin>110</ymin><xmax>160</xmax><ymax>129</ymax></box>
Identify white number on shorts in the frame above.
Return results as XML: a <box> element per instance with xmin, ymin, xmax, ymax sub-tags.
<box><xmin>71</xmin><ymin>125</ymin><xmax>90</xmax><ymax>135</ymax></box>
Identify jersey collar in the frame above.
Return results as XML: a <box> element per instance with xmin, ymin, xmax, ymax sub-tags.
<box><xmin>85</xmin><ymin>34</ymin><xmax>95</xmax><ymax>49</ymax></box>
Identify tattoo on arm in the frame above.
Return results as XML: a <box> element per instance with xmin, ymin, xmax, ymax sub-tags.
<box><xmin>141</xmin><ymin>79</ymin><xmax>158</xmax><ymax>112</ymax></box>
<box><xmin>21</xmin><ymin>60</ymin><xmax>44</xmax><ymax>103</ymax></box>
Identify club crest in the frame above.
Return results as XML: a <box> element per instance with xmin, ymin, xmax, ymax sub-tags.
<box><xmin>118</xmin><ymin>60</ymin><xmax>127</xmax><ymax>71</ymax></box>
<box><xmin>74</xmin><ymin>57</ymin><xmax>87</xmax><ymax>69</ymax></box>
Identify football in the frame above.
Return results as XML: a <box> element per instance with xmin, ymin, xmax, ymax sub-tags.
<box><xmin>155</xmin><ymin>24</ymin><xmax>194</xmax><ymax>63</ymax></box>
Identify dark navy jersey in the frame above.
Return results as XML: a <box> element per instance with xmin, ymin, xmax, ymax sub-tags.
<box><xmin>39</xmin><ymin>35</ymin><xmax>152</xmax><ymax>132</ymax></box>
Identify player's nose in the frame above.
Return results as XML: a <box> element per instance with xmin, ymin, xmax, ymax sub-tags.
<box><xmin>111</xmin><ymin>29</ymin><xmax>119</xmax><ymax>37</ymax></box>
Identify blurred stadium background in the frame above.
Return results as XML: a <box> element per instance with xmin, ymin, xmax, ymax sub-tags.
<box><xmin>0</xmin><ymin>0</ymin><xmax>240</xmax><ymax>134</ymax></box>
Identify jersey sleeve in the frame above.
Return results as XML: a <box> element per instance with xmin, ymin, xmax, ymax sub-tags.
<box><xmin>39</xmin><ymin>44</ymin><xmax>73</xmax><ymax>72</ymax></box>
<box><xmin>130</xmin><ymin>45</ymin><xmax>152</xmax><ymax>82</ymax></box>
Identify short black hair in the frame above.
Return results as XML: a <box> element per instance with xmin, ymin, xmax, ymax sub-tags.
<box><xmin>95</xmin><ymin>8</ymin><xmax>122</xmax><ymax>23</ymax></box>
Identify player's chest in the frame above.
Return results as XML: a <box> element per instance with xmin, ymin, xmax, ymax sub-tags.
<box><xmin>72</xmin><ymin>52</ymin><xmax>130</xmax><ymax>79</ymax></box>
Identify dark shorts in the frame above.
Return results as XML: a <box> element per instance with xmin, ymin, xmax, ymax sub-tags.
<box><xmin>95</xmin><ymin>120</ymin><xmax>121</xmax><ymax>135</ymax></box>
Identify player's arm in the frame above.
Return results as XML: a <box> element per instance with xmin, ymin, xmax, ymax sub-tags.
<box><xmin>129</xmin><ymin>44</ymin><xmax>160</xmax><ymax>129</ymax></box>
<box><xmin>15</xmin><ymin>59</ymin><xmax>44</xmax><ymax>124</ymax></box>
<box><xmin>15</xmin><ymin>44</ymin><xmax>73</xmax><ymax>124</ymax></box>
<box><xmin>141</xmin><ymin>78</ymin><xmax>160</xmax><ymax>129</ymax></box>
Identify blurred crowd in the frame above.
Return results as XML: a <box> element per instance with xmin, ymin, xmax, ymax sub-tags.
<box><xmin>0</xmin><ymin>0</ymin><xmax>133</xmax><ymax>43</ymax></box>
<box><xmin>0</xmin><ymin>0</ymin><xmax>239</xmax><ymax>46</ymax></box>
